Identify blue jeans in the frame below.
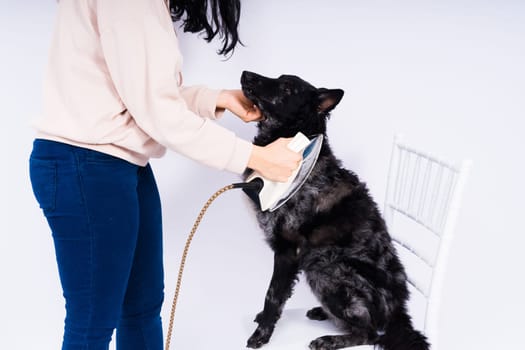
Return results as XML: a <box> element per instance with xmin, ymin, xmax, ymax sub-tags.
<box><xmin>29</xmin><ymin>139</ymin><xmax>164</xmax><ymax>350</ymax></box>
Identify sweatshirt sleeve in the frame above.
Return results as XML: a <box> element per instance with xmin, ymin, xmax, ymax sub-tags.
<box><xmin>96</xmin><ymin>0</ymin><xmax>251</xmax><ymax>173</ymax></box>
<box><xmin>179</xmin><ymin>85</ymin><xmax>226</xmax><ymax>120</ymax></box>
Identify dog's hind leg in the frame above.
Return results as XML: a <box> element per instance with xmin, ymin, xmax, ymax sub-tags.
<box><xmin>247</xmin><ymin>246</ymin><xmax>299</xmax><ymax>349</ymax></box>
<box><xmin>309</xmin><ymin>288</ymin><xmax>377</xmax><ymax>350</ymax></box>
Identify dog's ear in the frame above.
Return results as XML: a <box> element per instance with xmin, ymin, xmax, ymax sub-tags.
<box><xmin>317</xmin><ymin>88</ymin><xmax>344</xmax><ymax>115</ymax></box>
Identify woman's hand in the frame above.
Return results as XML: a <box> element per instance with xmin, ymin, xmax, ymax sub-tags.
<box><xmin>247</xmin><ymin>138</ymin><xmax>303</xmax><ymax>182</ymax></box>
<box><xmin>217</xmin><ymin>89</ymin><xmax>263</xmax><ymax>122</ymax></box>
<box><xmin>217</xmin><ymin>90</ymin><xmax>299</xmax><ymax>182</ymax></box>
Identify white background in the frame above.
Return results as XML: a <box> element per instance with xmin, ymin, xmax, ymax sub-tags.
<box><xmin>1</xmin><ymin>0</ymin><xmax>524</xmax><ymax>349</ymax></box>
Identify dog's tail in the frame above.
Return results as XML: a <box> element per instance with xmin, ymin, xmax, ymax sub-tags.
<box><xmin>377</xmin><ymin>307</ymin><xmax>429</xmax><ymax>350</ymax></box>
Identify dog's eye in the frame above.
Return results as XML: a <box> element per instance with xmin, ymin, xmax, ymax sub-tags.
<box><xmin>282</xmin><ymin>84</ymin><xmax>293</xmax><ymax>94</ymax></box>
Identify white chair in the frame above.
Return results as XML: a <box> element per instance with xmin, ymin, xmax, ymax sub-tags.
<box><xmin>383</xmin><ymin>134</ymin><xmax>471</xmax><ymax>350</ymax></box>
<box><xmin>255</xmin><ymin>134</ymin><xmax>471</xmax><ymax>350</ymax></box>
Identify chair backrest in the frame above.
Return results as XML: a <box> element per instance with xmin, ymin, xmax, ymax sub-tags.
<box><xmin>383</xmin><ymin>134</ymin><xmax>471</xmax><ymax>350</ymax></box>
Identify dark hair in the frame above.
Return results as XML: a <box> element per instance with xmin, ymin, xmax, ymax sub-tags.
<box><xmin>169</xmin><ymin>0</ymin><xmax>242</xmax><ymax>57</ymax></box>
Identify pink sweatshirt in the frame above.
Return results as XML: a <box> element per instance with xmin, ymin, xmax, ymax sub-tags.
<box><xmin>33</xmin><ymin>0</ymin><xmax>253</xmax><ymax>174</ymax></box>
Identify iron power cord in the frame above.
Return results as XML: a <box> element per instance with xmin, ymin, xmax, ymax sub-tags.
<box><xmin>165</xmin><ymin>179</ymin><xmax>263</xmax><ymax>350</ymax></box>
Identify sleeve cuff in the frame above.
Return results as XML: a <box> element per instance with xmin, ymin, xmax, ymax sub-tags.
<box><xmin>224</xmin><ymin>137</ymin><xmax>253</xmax><ymax>174</ymax></box>
<box><xmin>203</xmin><ymin>88</ymin><xmax>225</xmax><ymax>119</ymax></box>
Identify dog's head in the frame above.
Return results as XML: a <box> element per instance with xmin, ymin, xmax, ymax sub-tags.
<box><xmin>241</xmin><ymin>71</ymin><xmax>344</xmax><ymax>143</ymax></box>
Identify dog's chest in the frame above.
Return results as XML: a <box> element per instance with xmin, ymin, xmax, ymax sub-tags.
<box><xmin>255</xmin><ymin>196</ymin><xmax>311</xmax><ymax>243</ymax></box>
<box><xmin>255</xmin><ymin>173</ymin><xmax>349</xmax><ymax>245</ymax></box>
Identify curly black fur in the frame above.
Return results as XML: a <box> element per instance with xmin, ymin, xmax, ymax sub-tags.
<box><xmin>240</xmin><ymin>71</ymin><xmax>429</xmax><ymax>350</ymax></box>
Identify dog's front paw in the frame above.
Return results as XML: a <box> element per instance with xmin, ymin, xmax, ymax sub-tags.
<box><xmin>246</xmin><ymin>326</ymin><xmax>273</xmax><ymax>348</ymax></box>
<box><xmin>309</xmin><ymin>336</ymin><xmax>336</xmax><ymax>350</ymax></box>
<box><xmin>306</xmin><ymin>307</ymin><xmax>328</xmax><ymax>321</ymax></box>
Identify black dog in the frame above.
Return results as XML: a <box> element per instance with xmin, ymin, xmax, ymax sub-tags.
<box><xmin>240</xmin><ymin>71</ymin><xmax>429</xmax><ymax>350</ymax></box>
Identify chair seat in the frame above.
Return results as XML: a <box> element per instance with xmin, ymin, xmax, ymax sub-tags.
<box><xmin>243</xmin><ymin>308</ymin><xmax>376</xmax><ymax>350</ymax></box>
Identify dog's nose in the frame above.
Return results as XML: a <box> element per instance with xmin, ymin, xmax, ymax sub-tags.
<box><xmin>241</xmin><ymin>71</ymin><xmax>255</xmax><ymax>85</ymax></box>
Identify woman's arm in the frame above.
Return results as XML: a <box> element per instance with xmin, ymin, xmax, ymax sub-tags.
<box><xmin>96</xmin><ymin>0</ymin><xmax>300</xmax><ymax>180</ymax></box>
<box><xmin>97</xmin><ymin>1</ymin><xmax>252</xmax><ymax>173</ymax></box>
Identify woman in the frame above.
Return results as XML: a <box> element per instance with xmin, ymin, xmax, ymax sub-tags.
<box><xmin>29</xmin><ymin>0</ymin><xmax>301</xmax><ymax>349</ymax></box>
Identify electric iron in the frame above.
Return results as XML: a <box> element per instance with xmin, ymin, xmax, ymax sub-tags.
<box><xmin>235</xmin><ymin>132</ymin><xmax>324</xmax><ymax>211</ymax></box>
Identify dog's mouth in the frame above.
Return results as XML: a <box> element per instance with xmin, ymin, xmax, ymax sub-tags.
<box><xmin>241</xmin><ymin>71</ymin><xmax>264</xmax><ymax>104</ymax></box>
<box><xmin>240</xmin><ymin>83</ymin><xmax>257</xmax><ymax>102</ymax></box>
<box><xmin>249</xmin><ymin>99</ymin><xmax>268</xmax><ymax>122</ymax></box>
<box><xmin>240</xmin><ymin>71</ymin><xmax>275</xmax><ymax>122</ymax></box>
<box><xmin>242</xmin><ymin>87</ymin><xmax>256</xmax><ymax>102</ymax></box>
<box><xmin>241</xmin><ymin>86</ymin><xmax>266</xmax><ymax>119</ymax></box>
